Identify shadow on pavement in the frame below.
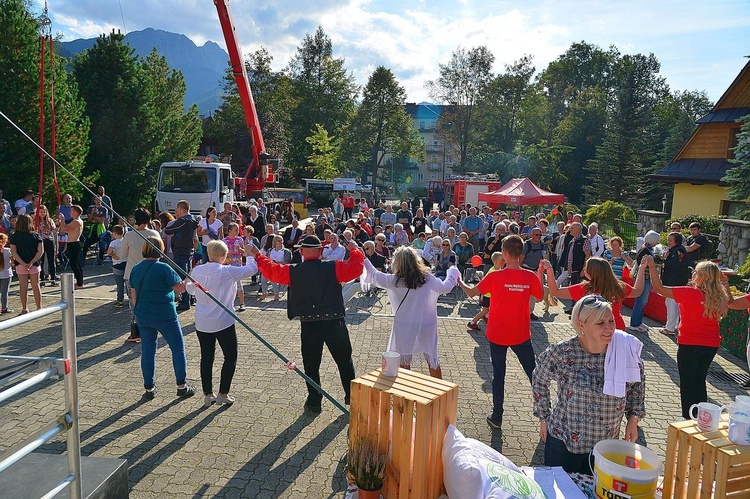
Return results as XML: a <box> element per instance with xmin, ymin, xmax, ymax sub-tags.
<box><xmin>225</xmin><ymin>413</ymin><xmax>348</xmax><ymax>497</ymax></box>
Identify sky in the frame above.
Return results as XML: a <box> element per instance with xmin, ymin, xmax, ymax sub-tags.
<box><xmin>32</xmin><ymin>0</ymin><xmax>750</xmax><ymax>104</ymax></box>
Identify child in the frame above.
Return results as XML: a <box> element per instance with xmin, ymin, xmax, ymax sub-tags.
<box><xmin>467</xmin><ymin>251</ymin><xmax>504</xmax><ymax>330</ymax></box>
<box><xmin>223</xmin><ymin>223</ymin><xmax>246</xmax><ymax>311</ymax></box>
<box><xmin>106</xmin><ymin>225</ymin><xmax>127</xmax><ymax>307</ymax></box>
<box><xmin>458</xmin><ymin>235</ymin><xmax>543</xmax><ymax>429</ymax></box>
<box><xmin>383</xmin><ymin>225</ymin><xmax>395</xmax><ymax>245</ymax></box>
<box><xmin>0</xmin><ymin>233</ymin><xmax>13</xmax><ymax>313</ymax></box>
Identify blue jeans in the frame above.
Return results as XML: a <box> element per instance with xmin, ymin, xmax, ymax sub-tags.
<box><xmin>136</xmin><ymin>314</ymin><xmax>187</xmax><ymax>389</ymax></box>
<box><xmin>172</xmin><ymin>253</ymin><xmax>192</xmax><ymax>306</ymax></box>
<box><xmin>489</xmin><ymin>339</ymin><xmax>536</xmax><ymax>422</ymax></box>
<box><xmin>629</xmin><ymin>279</ymin><xmax>651</xmax><ymax>327</ymax></box>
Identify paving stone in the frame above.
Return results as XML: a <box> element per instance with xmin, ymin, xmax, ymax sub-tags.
<box><xmin>2</xmin><ymin>265</ymin><xmax>749</xmax><ymax>496</ymax></box>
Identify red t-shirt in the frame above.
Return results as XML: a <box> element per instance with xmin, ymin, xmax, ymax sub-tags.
<box><xmin>568</xmin><ymin>282</ymin><xmax>633</xmax><ymax>331</ymax></box>
<box><xmin>672</xmin><ymin>286</ymin><xmax>722</xmax><ymax>347</ymax></box>
<box><xmin>477</xmin><ymin>268</ymin><xmax>542</xmax><ymax>346</ymax></box>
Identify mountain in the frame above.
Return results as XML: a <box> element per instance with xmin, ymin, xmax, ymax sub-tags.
<box><xmin>58</xmin><ymin>28</ymin><xmax>228</xmax><ymax>115</ymax></box>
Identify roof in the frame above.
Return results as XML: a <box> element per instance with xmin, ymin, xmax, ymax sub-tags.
<box><xmin>696</xmin><ymin>107</ymin><xmax>750</xmax><ymax>123</ymax></box>
<box><xmin>404</xmin><ymin>102</ymin><xmax>444</xmax><ymax>120</ymax></box>
<box><xmin>713</xmin><ymin>60</ymin><xmax>750</xmax><ymax>110</ymax></box>
<box><xmin>477</xmin><ymin>177</ymin><xmax>565</xmax><ymax>206</ymax></box>
<box><xmin>650</xmin><ymin>158</ymin><xmax>736</xmax><ymax>185</ymax></box>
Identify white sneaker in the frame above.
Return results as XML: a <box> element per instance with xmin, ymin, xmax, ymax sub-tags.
<box><xmin>215</xmin><ymin>393</ymin><xmax>235</xmax><ymax>405</ymax></box>
<box><xmin>628</xmin><ymin>325</ymin><xmax>648</xmax><ymax>333</ymax></box>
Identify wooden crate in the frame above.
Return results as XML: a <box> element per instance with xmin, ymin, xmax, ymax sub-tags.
<box><xmin>349</xmin><ymin>368</ymin><xmax>458</xmax><ymax>499</ymax></box>
<box><xmin>662</xmin><ymin>420</ymin><xmax>750</xmax><ymax>498</ymax></box>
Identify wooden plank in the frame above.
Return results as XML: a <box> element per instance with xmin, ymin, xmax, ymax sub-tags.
<box><xmin>378</xmin><ymin>390</ymin><xmax>390</xmax><ymax>459</ymax></box>
<box><xmin>411</xmin><ymin>402</ymin><xmax>431</xmax><ymax>499</ymax></box>
<box><xmin>662</xmin><ymin>423</ymin><xmax>679</xmax><ymax>499</ymax></box>
<box><xmin>357</xmin><ymin>384</ymin><xmax>372</xmax><ymax>447</ymax></box>
<box><xmin>349</xmin><ymin>382</ymin><xmax>362</xmax><ymax>446</ymax></box>
<box><xmin>399</xmin><ymin>399</ymin><xmax>415</xmax><ymax>499</ymax></box>
<box><xmin>687</xmin><ymin>432</ymin><xmax>705</xmax><ymax>498</ymax></box>
<box><xmin>714</xmin><ymin>448</ymin><xmax>729</xmax><ymax>498</ymax></box>
<box><xmin>701</xmin><ymin>436</ymin><xmax>721</xmax><ymax>499</ymax></box>
<box><xmin>674</xmin><ymin>424</ymin><xmax>694</xmax><ymax>499</ymax></box>
<box><xmin>391</xmin><ymin>395</ymin><xmax>403</xmax><ymax>481</ymax></box>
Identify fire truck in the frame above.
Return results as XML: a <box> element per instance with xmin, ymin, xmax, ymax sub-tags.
<box><xmin>427</xmin><ymin>176</ymin><xmax>501</xmax><ymax>209</ymax></box>
<box><xmin>155</xmin><ymin>0</ymin><xmax>284</xmax><ymax>216</ymax></box>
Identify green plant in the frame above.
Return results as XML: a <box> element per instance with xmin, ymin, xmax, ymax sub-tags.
<box><xmin>347</xmin><ymin>436</ymin><xmax>386</xmax><ymax>491</ymax></box>
<box><xmin>307</xmin><ymin>187</ymin><xmax>333</xmax><ymax>208</ymax></box>
<box><xmin>738</xmin><ymin>253</ymin><xmax>750</xmax><ymax>278</ymax></box>
<box><xmin>583</xmin><ymin>201</ymin><xmax>636</xmax><ymax>228</ymax></box>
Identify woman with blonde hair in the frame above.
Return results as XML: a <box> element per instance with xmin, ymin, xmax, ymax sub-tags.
<box><xmin>544</xmin><ymin>256</ymin><xmax>646</xmax><ymax>331</ymax></box>
<box><xmin>363</xmin><ymin>246</ymin><xmax>459</xmax><ymax>378</ymax></box>
<box><xmin>646</xmin><ymin>256</ymin><xmax>732</xmax><ymax>418</ymax></box>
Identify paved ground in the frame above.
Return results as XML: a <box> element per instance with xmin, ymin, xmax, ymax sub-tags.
<box><xmin>1</xmin><ymin>262</ymin><xmax>749</xmax><ymax>498</ymax></box>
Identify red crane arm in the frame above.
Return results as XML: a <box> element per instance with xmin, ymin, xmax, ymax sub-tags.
<box><xmin>214</xmin><ymin>0</ymin><xmax>266</xmax><ymax>176</ymax></box>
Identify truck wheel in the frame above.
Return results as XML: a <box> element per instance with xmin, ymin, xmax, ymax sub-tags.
<box><xmin>294</xmin><ymin>211</ymin><xmax>301</xmax><ymax>221</ymax></box>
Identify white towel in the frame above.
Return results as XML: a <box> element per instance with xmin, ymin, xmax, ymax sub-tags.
<box><xmin>603</xmin><ymin>330</ymin><xmax>643</xmax><ymax>398</ymax></box>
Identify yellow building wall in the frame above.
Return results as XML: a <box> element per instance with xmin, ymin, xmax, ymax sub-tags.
<box><xmin>671</xmin><ymin>183</ymin><xmax>730</xmax><ymax>217</ymax></box>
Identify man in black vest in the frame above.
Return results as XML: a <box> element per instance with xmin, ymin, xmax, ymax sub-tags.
<box><xmin>251</xmin><ymin>235</ymin><xmax>364</xmax><ymax>413</ymax></box>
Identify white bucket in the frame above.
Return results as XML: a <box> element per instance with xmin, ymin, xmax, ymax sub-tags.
<box><xmin>592</xmin><ymin>439</ymin><xmax>662</xmax><ymax>499</ymax></box>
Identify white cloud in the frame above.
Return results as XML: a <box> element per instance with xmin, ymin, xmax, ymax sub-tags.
<box><xmin>33</xmin><ymin>0</ymin><xmax>750</xmax><ymax>102</ymax></box>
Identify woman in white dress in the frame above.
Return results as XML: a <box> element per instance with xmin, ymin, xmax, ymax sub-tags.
<box><xmin>363</xmin><ymin>246</ymin><xmax>459</xmax><ymax>378</ymax></box>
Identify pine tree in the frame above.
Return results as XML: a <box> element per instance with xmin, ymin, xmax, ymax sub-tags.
<box><xmin>586</xmin><ymin>54</ymin><xmax>667</xmax><ymax>206</ymax></box>
<box><xmin>723</xmin><ymin>114</ymin><xmax>750</xmax><ymax>219</ymax></box>
<box><xmin>73</xmin><ymin>31</ymin><xmax>202</xmax><ymax>214</ymax></box>
<box><xmin>0</xmin><ymin>0</ymin><xmax>90</xmax><ymax>206</ymax></box>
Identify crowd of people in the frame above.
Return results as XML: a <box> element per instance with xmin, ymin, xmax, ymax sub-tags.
<box><xmin>1</xmin><ymin>185</ymin><xmax>749</xmax><ymax>474</ymax></box>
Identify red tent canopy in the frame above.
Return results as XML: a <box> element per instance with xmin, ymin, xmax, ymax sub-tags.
<box><xmin>477</xmin><ymin>177</ymin><xmax>565</xmax><ymax>206</ymax></box>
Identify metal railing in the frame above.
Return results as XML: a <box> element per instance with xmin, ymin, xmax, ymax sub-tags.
<box><xmin>0</xmin><ymin>273</ymin><xmax>81</xmax><ymax>499</ymax></box>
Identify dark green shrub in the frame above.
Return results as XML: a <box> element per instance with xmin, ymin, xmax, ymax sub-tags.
<box><xmin>584</xmin><ymin>201</ymin><xmax>636</xmax><ymax>228</ymax></box>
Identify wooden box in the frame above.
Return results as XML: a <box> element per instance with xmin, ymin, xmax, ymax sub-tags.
<box><xmin>349</xmin><ymin>368</ymin><xmax>458</xmax><ymax>499</ymax></box>
<box><xmin>662</xmin><ymin>420</ymin><xmax>750</xmax><ymax>498</ymax></box>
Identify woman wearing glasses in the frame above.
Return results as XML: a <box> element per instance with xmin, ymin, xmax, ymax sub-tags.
<box><xmin>434</xmin><ymin>238</ymin><xmax>457</xmax><ymax>278</ymax></box>
<box><xmin>645</xmin><ymin>257</ymin><xmax>732</xmax><ymax>419</ymax></box>
<box><xmin>532</xmin><ymin>295</ymin><xmax>646</xmax><ymax>474</ymax></box>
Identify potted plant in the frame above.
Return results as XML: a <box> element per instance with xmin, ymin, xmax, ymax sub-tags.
<box><xmin>347</xmin><ymin>436</ymin><xmax>386</xmax><ymax>498</ymax></box>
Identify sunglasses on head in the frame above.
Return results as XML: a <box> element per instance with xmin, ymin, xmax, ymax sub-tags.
<box><xmin>580</xmin><ymin>294</ymin><xmax>607</xmax><ymax>307</ymax></box>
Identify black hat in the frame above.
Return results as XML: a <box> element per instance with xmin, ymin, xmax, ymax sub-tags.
<box><xmin>296</xmin><ymin>235</ymin><xmax>323</xmax><ymax>248</ymax></box>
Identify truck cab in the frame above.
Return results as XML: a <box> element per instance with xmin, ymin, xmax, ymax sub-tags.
<box><xmin>155</xmin><ymin>160</ymin><xmax>234</xmax><ymax>216</ymax></box>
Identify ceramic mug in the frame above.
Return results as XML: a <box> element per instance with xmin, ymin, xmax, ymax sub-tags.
<box><xmin>689</xmin><ymin>402</ymin><xmax>724</xmax><ymax>431</ymax></box>
<box><xmin>381</xmin><ymin>351</ymin><xmax>400</xmax><ymax>377</ymax></box>
<box><xmin>728</xmin><ymin>413</ymin><xmax>750</xmax><ymax>445</ymax></box>
<box><xmin>721</xmin><ymin>401</ymin><xmax>750</xmax><ymax>418</ymax></box>
<box><xmin>736</xmin><ymin>395</ymin><xmax>750</xmax><ymax>406</ymax></box>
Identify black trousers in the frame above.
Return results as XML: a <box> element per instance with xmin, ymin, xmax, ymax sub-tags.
<box><xmin>41</xmin><ymin>238</ymin><xmax>56</xmax><ymax>281</ymax></box>
<box><xmin>677</xmin><ymin>344</ymin><xmax>718</xmax><ymax>419</ymax></box>
<box><xmin>197</xmin><ymin>325</ymin><xmax>238</xmax><ymax>395</ymax></box>
<box><xmin>300</xmin><ymin>318</ymin><xmax>355</xmax><ymax>407</ymax></box>
<box><xmin>544</xmin><ymin>433</ymin><xmax>591</xmax><ymax>475</ymax></box>
<box><xmin>66</xmin><ymin>241</ymin><xmax>83</xmax><ymax>286</ymax></box>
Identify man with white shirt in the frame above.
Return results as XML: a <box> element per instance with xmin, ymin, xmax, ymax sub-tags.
<box><xmin>588</xmin><ymin>222</ymin><xmax>605</xmax><ymax>258</ymax></box>
<box><xmin>322</xmin><ymin>233</ymin><xmax>346</xmax><ymax>261</ymax></box>
<box><xmin>15</xmin><ymin>190</ymin><xmax>34</xmax><ymax>215</ymax></box>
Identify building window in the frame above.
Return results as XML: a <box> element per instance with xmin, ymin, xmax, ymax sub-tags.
<box><xmin>420</xmin><ymin>121</ymin><xmax>426</xmax><ymax>129</ymax></box>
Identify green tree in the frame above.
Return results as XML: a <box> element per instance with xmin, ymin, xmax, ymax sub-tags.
<box><xmin>73</xmin><ymin>32</ymin><xmax>201</xmax><ymax>214</ymax></box>
<box><xmin>287</xmin><ymin>27</ymin><xmax>357</xmax><ymax>179</ymax></box>
<box><xmin>339</xmin><ymin>66</ymin><xmax>424</xmax><ymax>198</ymax></box>
<box><xmin>305</xmin><ymin>124</ymin><xmax>339</xmax><ymax>179</ymax></box>
<box><xmin>0</xmin><ymin>0</ymin><xmax>90</xmax><ymax>205</ymax></box>
<box><xmin>474</xmin><ymin>55</ymin><xmax>536</xmax><ymax>156</ymax></box>
<box><xmin>648</xmin><ymin>89</ymin><xmax>713</xmax><ymax>208</ymax></box>
<box><xmin>209</xmin><ymin>48</ymin><xmax>293</xmax><ymax>174</ymax></box>
<box><xmin>428</xmin><ymin>46</ymin><xmax>495</xmax><ymax>172</ymax></box>
<box><xmin>551</xmin><ymin>87</ymin><xmax>608</xmax><ymax>204</ymax></box>
<box><xmin>586</xmin><ymin>53</ymin><xmax>667</xmax><ymax>206</ymax></box>
<box><xmin>723</xmin><ymin>114</ymin><xmax>750</xmax><ymax>219</ymax></box>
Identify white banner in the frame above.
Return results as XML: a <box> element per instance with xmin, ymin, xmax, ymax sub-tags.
<box><xmin>333</xmin><ymin>177</ymin><xmax>356</xmax><ymax>191</ymax></box>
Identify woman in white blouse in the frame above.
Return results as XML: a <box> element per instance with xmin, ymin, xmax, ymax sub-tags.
<box><xmin>363</xmin><ymin>246</ymin><xmax>459</xmax><ymax>378</ymax></box>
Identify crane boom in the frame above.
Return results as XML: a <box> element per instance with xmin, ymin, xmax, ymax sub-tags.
<box><xmin>213</xmin><ymin>0</ymin><xmax>269</xmax><ymax>199</ymax></box>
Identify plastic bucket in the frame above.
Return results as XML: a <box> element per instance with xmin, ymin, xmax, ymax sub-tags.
<box><xmin>591</xmin><ymin>439</ymin><xmax>662</xmax><ymax>499</ymax></box>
